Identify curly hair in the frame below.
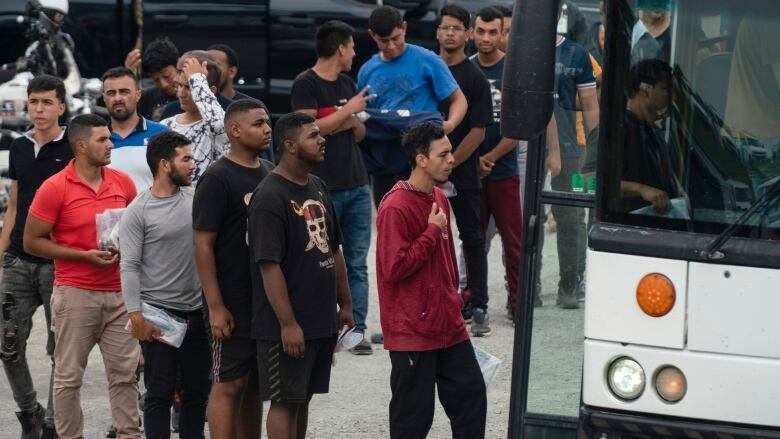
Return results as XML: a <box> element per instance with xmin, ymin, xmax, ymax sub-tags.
<box><xmin>142</xmin><ymin>37</ymin><xmax>179</xmax><ymax>77</ymax></box>
<box><xmin>402</xmin><ymin>122</ymin><xmax>445</xmax><ymax>169</ymax></box>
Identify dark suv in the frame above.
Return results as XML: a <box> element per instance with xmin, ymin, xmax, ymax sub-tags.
<box><xmin>1</xmin><ymin>0</ymin><xmax>598</xmax><ymax>116</ymax></box>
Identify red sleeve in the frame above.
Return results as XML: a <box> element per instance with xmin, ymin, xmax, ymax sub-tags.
<box><xmin>28</xmin><ymin>178</ymin><xmax>63</xmax><ymax>224</ymax></box>
<box><xmin>376</xmin><ymin>205</ymin><xmax>441</xmax><ymax>283</ymax></box>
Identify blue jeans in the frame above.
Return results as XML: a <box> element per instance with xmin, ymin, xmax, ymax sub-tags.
<box><xmin>330</xmin><ymin>184</ymin><xmax>372</xmax><ymax>332</ymax></box>
<box><xmin>0</xmin><ymin>253</ymin><xmax>55</xmax><ymax>426</ymax></box>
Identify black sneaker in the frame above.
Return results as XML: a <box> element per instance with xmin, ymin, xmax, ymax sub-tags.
<box><xmin>104</xmin><ymin>425</ymin><xmax>117</xmax><ymax>438</ymax></box>
<box><xmin>349</xmin><ymin>338</ymin><xmax>374</xmax><ymax>355</ymax></box>
<box><xmin>370</xmin><ymin>332</ymin><xmax>384</xmax><ymax>344</ymax></box>
<box><xmin>16</xmin><ymin>403</ymin><xmax>44</xmax><ymax>439</ymax></box>
<box><xmin>470</xmin><ymin>307</ymin><xmax>492</xmax><ymax>337</ymax></box>
<box><xmin>556</xmin><ymin>294</ymin><xmax>579</xmax><ymax>309</ymax></box>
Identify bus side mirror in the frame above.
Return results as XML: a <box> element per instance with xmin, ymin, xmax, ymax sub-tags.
<box><xmin>501</xmin><ymin>0</ymin><xmax>559</xmax><ymax>141</ymax></box>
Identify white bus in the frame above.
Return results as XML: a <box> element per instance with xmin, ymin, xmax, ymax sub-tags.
<box><xmin>503</xmin><ymin>0</ymin><xmax>780</xmax><ymax>437</ymax></box>
<box><xmin>581</xmin><ymin>0</ymin><xmax>780</xmax><ymax>436</ymax></box>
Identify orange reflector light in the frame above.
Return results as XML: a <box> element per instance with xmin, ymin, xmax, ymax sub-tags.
<box><xmin>636</xmin><ymin>273</ymin><xmax>676</xmax><ymax>317</ymax></box>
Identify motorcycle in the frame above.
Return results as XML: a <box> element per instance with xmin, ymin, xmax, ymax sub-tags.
<box><xmin>0</xmin><ymin>0</ymin><xmax>105</xmax><ymax>134</ymax></box>
<box><xmin>0</xmin><ymin>0</ymin><xmax>105</xmax><ymax>222</ymax></box>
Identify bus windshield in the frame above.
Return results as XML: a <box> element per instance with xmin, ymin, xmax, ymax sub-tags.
<box><xmin>598</xmin><ymin>0</ymin><xmax>780</xmax><ymax>240</ymax></box>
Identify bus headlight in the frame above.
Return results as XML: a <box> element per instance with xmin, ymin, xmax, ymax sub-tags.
<box><xmin>607</xmin><ymin>357</ymin><xmax>646</xmax><ymax>400</ymax></box>
<box><xmin>655</xmin><ymin>366</ymin><xmax>687</xmax><ymax>403</ymax></box>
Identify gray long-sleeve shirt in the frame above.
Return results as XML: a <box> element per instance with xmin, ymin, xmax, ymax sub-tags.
<box><xmin>120</xmin><ymin>187</ymin><xmax>201</xmax><ymax>313</ymax></box>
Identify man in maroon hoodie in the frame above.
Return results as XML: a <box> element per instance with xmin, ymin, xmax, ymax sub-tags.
<box><xmin>376</xmin><ymin>121</ymin><xmax>487</xmax><ymax>438</ymax></box>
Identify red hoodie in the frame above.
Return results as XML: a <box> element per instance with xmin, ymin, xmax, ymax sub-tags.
<box><xmin>376</xmin><ymin>181</ymin><xmax>469</xmax><ymax>351</ymax></box>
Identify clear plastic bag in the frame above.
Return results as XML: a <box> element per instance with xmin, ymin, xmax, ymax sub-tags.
<box><xmin>125</xmin><ymin>302</ymin><xmax>188</xmax><ymax>348</ymax></box>
<box><xmin>96</xmin><ymin>208</ymin><xmax>126</xmax><ymax>252</ymax></box>
<box><xmin>334</xmin><ymin>325</ymin><xmax>362</xmax><ymax>353</ymax></box>
<box><xmin>473</xmin><ymin>346</ymin><xmax>502</xmax><ymax>389</ymax></box>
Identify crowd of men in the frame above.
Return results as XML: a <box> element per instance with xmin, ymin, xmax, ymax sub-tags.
<box><xmin>0</xmin><ymin>1</ymin><xmax>625</xmax><ymax>437</ymax></box>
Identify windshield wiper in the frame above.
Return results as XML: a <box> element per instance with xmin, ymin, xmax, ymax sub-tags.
<box><xmin>701</xmin><ymin>177</ymin><xmax>780</xmax><ymax>260</ymax></box>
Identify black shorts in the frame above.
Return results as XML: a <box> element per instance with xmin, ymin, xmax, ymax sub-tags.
<box><xmin>256</xmin><ymin>336</ymin><xmax>337</xmax><ymax>403</ymax></box>
<box><xmin>209</xmin><ymin>332</ymin><xmax>257</xmax><ymax>383</ymax></box>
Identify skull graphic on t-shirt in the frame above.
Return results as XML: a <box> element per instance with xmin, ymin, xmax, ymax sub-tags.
<box><xmin>291</xmin><ymin>196</ymin><xmax>330</xmax><ymax>254</ymax></box>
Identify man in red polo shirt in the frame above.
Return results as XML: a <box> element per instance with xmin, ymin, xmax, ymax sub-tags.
<box><xmin>24</xmin><ymin>114</ymin><xmax>141</xmax><ymax>439</ymax></box>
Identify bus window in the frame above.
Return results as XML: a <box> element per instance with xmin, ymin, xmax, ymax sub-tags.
<box><xmin>600</xmin><ymin>0</ymin><xmax>780</xmax><ymax>239</ymax></box>
<box><xmin>526</xmin><ymin>204</ymin><xmax>587</xmax><ymax>418</ymax></box>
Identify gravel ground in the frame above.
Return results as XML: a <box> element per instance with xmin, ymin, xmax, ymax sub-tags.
<box><xmin>0</xmin><ymin>214</ymin><xmax>585</xmax><ymax>438</ymax></box>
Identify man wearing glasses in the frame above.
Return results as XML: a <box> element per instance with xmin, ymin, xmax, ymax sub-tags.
<box><xmin>436</xmin><ymin>4</ymin><xmax>494</xmax><ymax>338</ymax></box>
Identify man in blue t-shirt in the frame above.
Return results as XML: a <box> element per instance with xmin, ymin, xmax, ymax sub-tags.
<box><xmin>102</xmin><ymin>66</ymin><xmax>169</xmax><ymax>192</ymax></box>
<box><xmin>358</xmin><ymin>5</ymin><xmax>467</xmax><ymax>205</ymax></box>
<box><xmin>546</xmin><ymin>16</ymin><xmax>599</xmax><ymax>309</ymax></box>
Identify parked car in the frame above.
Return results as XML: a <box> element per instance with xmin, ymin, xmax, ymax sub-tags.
<box><xmin>1</xmin><ymin>0</ymin><xmax>599</xmax><ymax>117</ymax></box>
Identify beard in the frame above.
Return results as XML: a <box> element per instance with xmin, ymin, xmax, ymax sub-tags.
<box><xmin>90</xmin><ymin>150</ymin><xmax>110</xmax><ymax>167</ymax></box>
<box><xmin>109</xmin><ymin>105</ymin><xmax>134</xmax><ymax>122</ymax></box>
<box><xmin>298</xmin><ymin>145</ymin><xmax>325</xmax><ymax>167</ymax></box>
<box><xmin>169</xmin><ymin>169</ymin><xmax>192</xmax><ymax>187</ymax></box>
<box><xmin>301</xmin><ymin>156</ymin><xmax>322</xmax><ymax>168</ymax></box>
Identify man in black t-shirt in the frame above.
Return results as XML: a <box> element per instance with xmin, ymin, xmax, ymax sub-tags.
<box><xmin>1</xmin><ymin>75</ymin><xmax>71</xmax><ymax>438</ymax></box>
<box><xmin>436</xmin><ymin>5</ymin><xmax>493</xmax><ymax>331</ymax></box>
<box><xmin>193</xmin><ymin>99</ymin><xmax>274</xmax><ymax>439</ymax></box>
<box><xmin>248</xmin><ymin>112</ymin><xmax>353</xmax><ymax>437</ymax></box>
<box><xmin>124</xmin><ymin>37</ymin><xmax>180</xmax><ymax>121</ymax></box>
<box><xmin>291</xmin><ymin>20</ymin><xmax>375</xmax><ymax>355</ymax></box>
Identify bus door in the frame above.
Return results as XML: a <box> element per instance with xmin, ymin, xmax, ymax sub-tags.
<box><xmin>503</xmin><ymin>0</ymin><xmax>599</xmax><ymax>437</ymax></box>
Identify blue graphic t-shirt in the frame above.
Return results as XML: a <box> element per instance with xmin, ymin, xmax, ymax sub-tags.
<box><xmin>472</xmin><ymin>55</ymin><xmax>519</xmax><ymax>181</ymax></box>
<box><xmin>358</xmin><ymin>44</ymin><xmax>458</xmax><ymax>111</ymax></box>
<box><xmin>554</xmin><ymin>37</ymin><xmax>597</xmax><ymax>159</ymax></box>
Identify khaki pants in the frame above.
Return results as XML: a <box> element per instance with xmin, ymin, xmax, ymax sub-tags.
<box><xmin>51</xmin><ymin>285</ymin><xmax>140</xmax><ymax>439</ymax></box>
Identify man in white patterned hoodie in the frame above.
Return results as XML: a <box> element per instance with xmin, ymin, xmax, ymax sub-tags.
<box><xmin>161</xmin><ymin>56</ymin><xmax>229</xmax><ymax>184</ymax></box>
